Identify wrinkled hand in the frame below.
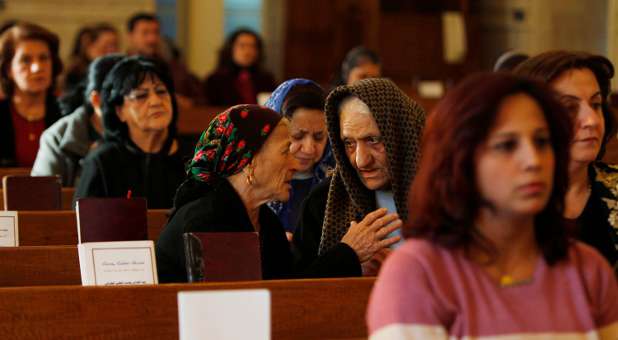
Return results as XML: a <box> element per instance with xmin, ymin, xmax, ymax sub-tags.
<box><xmin>341</xmin><ymin>208</ymin><xmax>402</xmax><ymax>263</ymax></box>
<box><xmin>361</xmin><ymin>248</ymin><xmax>391</xmax><ymax>276</ymax></box>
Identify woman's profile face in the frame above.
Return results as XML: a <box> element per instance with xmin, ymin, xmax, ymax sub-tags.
<box><xmin>116</xmin><ymin>74</ymin><xmax>173</xmax><ymax>136</ymax></box>
<box><xmin>289</xmin><ymin>107</ymin><xmax>327</xmax><ymax>173</ymax></box>
<box><xmin>551</xmin><ymin>67</ymin><xmax>605</xmax><ymax>165</ymax></box>
<box><xmin>475</xmin><ymin>93</ymin><xmax>555</xmax><ymax>218</ymax></box>
<box><xmin>232</xmin><ymin>33</ymin><xmax>258</xmax><ymax>68</ymax></box>
<box><xmin>9</xmin><ymin>39</ymin><xmax>52</xmax><ymax>94</ymax></box>
<box><xmin>252</xmin><ymin>119</ymin><xmax>297</xmax><ymax>202</ymax></box>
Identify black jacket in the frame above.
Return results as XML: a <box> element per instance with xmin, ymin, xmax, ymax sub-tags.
<box><xmin>573</xmin><ymin>163</ymin><xmax>618</xmax><ymax>269</ymax></box>
<box><xmin>155</xmin><ymin>178</ymin><xmax>294</xmax><ymax>283</ymax></box>
<box><xmin>0</xmin><ymin>96</ymin><xmax>61</xmax><ymax>167</ymax></box>
<box><xmin>73</xmin><ymin>141</ymin><xmax>184</xmax><ymax>209</ymax></box>
<box><xmin>292</xmin><ymin>179</ymin><xmax>363</xmax><ymax>277</ymax></box>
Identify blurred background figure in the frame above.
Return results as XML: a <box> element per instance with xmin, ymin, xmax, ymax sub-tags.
<box><xmin>204</xmin><ymin>27</ymin><xmax>276</xmax><ymax>106</ymax></box>
<box><xmin>0</xmin><ymin>22</ymin><xmax>63</xmax><ymax>167</ymax></box>
<box><xmin>126</xmin><ymin>12</ymin><xmax>204</xmax><ymax>106</ymax></box>
<box><xmin>332</xmin><ymin>46</ymin><xmax>381</xmax><ymax>88</ymax></box>
<box><xmin>63</xmin><ymin>23</ymin><xmax>119</xmax><ymax>95</ymax></box>
<box><xmin>493</xmin><ymin>50</ymin><xmax>529</xmax><ymax>72</ymax></box>
<box><xmin>32</xmin><ymin>54</ymin><xmax>124</xmax><ymax>186</ymax></box>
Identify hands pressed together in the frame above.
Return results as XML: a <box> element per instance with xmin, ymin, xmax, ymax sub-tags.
<box><xmin>340</xmin><ymin>208</ymin><xmax>402</xmax><ymax>275</ymax></box>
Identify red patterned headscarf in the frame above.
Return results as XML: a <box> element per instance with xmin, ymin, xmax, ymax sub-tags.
<box><xmin>187</xmin><ymin>104</ymin><xmax>282</xmax><ymax>184</ymax></box>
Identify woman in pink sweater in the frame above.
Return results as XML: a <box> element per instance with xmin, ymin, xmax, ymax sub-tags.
<box><xmin>367</xmin><ymin>72</ymin><xmax>618</xmax><ymax>339</ymax></box>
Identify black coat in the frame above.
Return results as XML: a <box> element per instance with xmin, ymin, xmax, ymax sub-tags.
<box><xmin>292</xmin><ymin>179</ymin><xmax>363</xmax><ymax>277</ymax></box>
<box><xmin>155</xmin><ymin>178</ymin><xmax>293</xmax><ymax>283</ymax></box>
<box><xmin>572</xmin><ymin>163</ymin><xmax>618</xmax><ymax>269</ymax></box>
<box><xmin>73</xmin><ymin>141</ymin><xmax>184</xmax><ymax>209</ymax></box>
<box><xmin>0</xmin><ymin>96</ymin><xmax>61</xmax><ymax>167</ymax></box>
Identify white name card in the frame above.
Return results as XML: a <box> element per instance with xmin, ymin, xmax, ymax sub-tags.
<box><xmin>78</xmin><ymin>240</ymin><xmax>158</xmax><ymax>286</ymax></box>
<box><xmin>0</xmin><ymin>211</ymin><xmax>18</xmax><ymax>247</ymax></box>
<box><xmin>418</xmin><ymin>80</ymin><xmax>445</xmax><ymax>99</ymax></box>
<box><xmin>178</xmin><ymin>289</ymin><xmax>271</xmax><ymax>340</ymax></box>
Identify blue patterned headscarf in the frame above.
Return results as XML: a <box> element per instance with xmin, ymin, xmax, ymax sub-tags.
<box><xmin>264</xmin><ymin>78</ymin><xmax>317</xmax><ymax>113</ymax></box>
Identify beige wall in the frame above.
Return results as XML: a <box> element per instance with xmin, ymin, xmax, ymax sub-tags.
<box><xmin>185</xmin><ymin>0</ymin><xmax>224</xmax><ymax>77</ymax></box>
<box><xmin>480</xmin><ymin>0</ymin><xmax>608</xmax><ymax>69</ymax></box>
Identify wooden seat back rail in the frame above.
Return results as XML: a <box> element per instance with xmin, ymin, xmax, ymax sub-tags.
<box><xmin>0</xmin><ymin>278</ymin><xmax>374</xmax><ymax>339</ymax></box>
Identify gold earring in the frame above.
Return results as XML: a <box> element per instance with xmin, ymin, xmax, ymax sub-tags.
<box><xmin>245</xmin><ymin>165</ymin><xmax>255</xmax><ymax>185</ymax></box>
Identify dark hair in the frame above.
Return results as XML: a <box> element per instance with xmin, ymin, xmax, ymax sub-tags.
<box><xmin>493</xmin><ymin>50</ymin><xmax>529</xmax><ymax>72</ymax></box>
<box><xmin>100</xmin><ymin>56</ymin><xmax>178</xmax><ymax>144</ymax></box>
<box><xmin>216</xmin><ymin>28</ymin><xmax>264</xmax><ymax>70</ymax></box>
<box><xmin>281</xmin><ymin>82</ymin><xmax>325</xmax><ymax>118</ymax></box>
<box><xmin>59</xmin><ymin>53</ymin><xmax>124</xmax><ymax>116</ymax></box>
<box><xmin>333</xmin><ymin>46</ymin><xmax>381</xmax><ymax>87</ymax></box>
<box><xmin>127</xmin><ymin>12</ymin><xmax>158</xmax><ymax>32</ymax></box>
<box><xmin>514</xmin><ymin>50</ymin><xmax>615</xmax><ymax>159</ymax></box>
<box><xmin>407</xmin><ymin>72</ymin><xmax>573</xmax><ymax>265</ymax></box>
<box><xmin>0</xmin><ymin>20</ymin><xmax>18</xmax><ymax>36</ymax></box>
<box><xmin>0</xmin><ymin>23</ymin><xmax>63</xmax><ymax>96</ymax></box>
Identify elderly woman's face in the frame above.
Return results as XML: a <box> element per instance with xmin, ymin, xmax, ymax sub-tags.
<box><xmin>116</xmin><ymin>75</ymin><xmax>173</xmax><ymax>135</ymax></box>
<box><xmin>339</xmin><ymin>99</ymin><xmax>390</xmax><ymax>190</ymax></box>
<box><xmin>9</xmin><ymin>39</ymin><xmax>52</xmax><ymax>94</ymax></box>
<box><xmin>289</xmin><ymin>108</ymin><xmax>327</xmax><ymax>173</ymax></box>
<box><xmin>551</xmin><ymin>68</ymin><xmax>605</xmax><ymax>165</ymax></box>
<box><xmin>252</xmin><ymin>119</ymin><xmax>297</xmax><ymax>202</ymax></box>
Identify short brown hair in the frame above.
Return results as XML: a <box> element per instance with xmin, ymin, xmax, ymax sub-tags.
<box><xmin>0</xmin><ymin>22</ymin><xmax>63</xmax><ymax>95</ymax></box>
<box><xmin>407</xmin><ymin>72</ymin><xmax>573</xmax><ymax>265</ymax></box>
<box><xmin>514</xmin><ymin>50</ymin><xmax>615</xmax><ymax>158</ymax></box>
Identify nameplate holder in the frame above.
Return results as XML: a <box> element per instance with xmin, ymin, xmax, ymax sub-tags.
<box><xmin>0</xmin><ymin>211</ymin><xmax>18</xmax><ymax>247</ymax></box>
<box><xmin>78</xmin><ymin>240</ymin><xmax>158</xmax><ymax>286</ymax></box>
<box><xmin>178</xmin><ymin>289</ymin><xmax>271</xmax><ymax>340</ymax></box>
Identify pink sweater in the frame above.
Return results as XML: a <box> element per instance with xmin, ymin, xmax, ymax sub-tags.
<box><xmin>367</xmin><ymin>239</ymin><xmax>618</xmax><ymax>339</ymax></box>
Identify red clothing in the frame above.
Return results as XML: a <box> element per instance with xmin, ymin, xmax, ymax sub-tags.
<box><xmin>235</xmin><ymin>69</ymin><xmax>257</xmax><ymax>104</ymax></box>
<box><xmin>11</xmin><ymin>107</ymin><xmax>45</xmax><ymax>167</ymax></box>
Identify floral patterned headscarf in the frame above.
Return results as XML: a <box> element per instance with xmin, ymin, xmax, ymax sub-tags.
<box><xmin>186</xmin><ymin>104</ymin><xmax>282</xmax><ymax>183</ymax></box>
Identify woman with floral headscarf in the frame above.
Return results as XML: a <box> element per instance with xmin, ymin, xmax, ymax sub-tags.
<box><xmin>265</xmin><ymin>78</ymin><xmax>334</xmax><ymax>239</ymax></box>
<box><xmin>156</xmin><ymin>104</ymin><xmax>298</xmax><ymax>283</ymax></box>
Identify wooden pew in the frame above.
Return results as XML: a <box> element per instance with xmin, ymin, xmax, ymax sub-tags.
<box><xmin>0</xmin><ymin>246</ymin><xmax>80</xmax><ymax>286</ymax></box>
<box><xmin>177</xmin><ymin>105</ymin><xmax>224</xmax><ymax>135</ymax></box>
<box><xmin>0</xmin><ymin>278</ymin><xmax>374</xmax><ymax>339</ymax></box>
<box><xmin>17</xmin><ymin>209</ymin><xmax>169</xmax><ymax>246</ymax></box>
<box><xmin>0</xmin><ymin>187</ymin><xmax>75</xmax><ymax>210</ymax></box>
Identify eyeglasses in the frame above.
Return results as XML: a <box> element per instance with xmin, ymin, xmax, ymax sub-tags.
<box><xmin>125</xmin><ymin>86</ymin><xmax>170</xmax><ymax>104</ymax></box>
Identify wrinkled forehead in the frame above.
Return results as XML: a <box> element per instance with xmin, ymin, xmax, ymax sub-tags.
<box><xmin>338</xmin><ymin>95</ymin><xmax>381</xmax><ymax>136</ymax></box>
<box><xmin>338</xmin><ymin>95</ymin><xmax>371</xmax><ymax>116</ymax></box>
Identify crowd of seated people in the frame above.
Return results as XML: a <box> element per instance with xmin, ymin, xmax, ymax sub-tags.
<box><xmin>0</xmin><ymin>11</ymin><xmax>616</xmax><ymax>340</ymax></box>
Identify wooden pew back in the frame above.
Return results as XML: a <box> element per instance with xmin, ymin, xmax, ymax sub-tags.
<box><xmin>0</xmin><ymin>187</ymin><xmax>74</xmax><ymax>210</ymax></box>
<box><xmin>0</xmin><ymin>278</ymin><xmax>373</xmax><ymax>339</ymax></box>
<box><xmin>17</xmin><ymin>209</ymin><xmax>169</xmax><ymax>246</ymax></box>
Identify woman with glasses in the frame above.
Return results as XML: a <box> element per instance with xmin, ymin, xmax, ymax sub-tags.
<box><xmin>73</xmin><ymin>56</ymin><xmax>184</xmax><ymax>208</ymax></box>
